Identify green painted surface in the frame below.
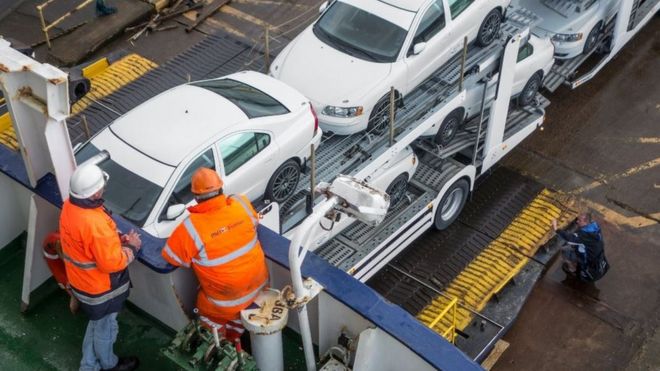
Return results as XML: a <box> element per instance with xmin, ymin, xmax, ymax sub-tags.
<box><xmin>0</xmin><ymin>234</ymin><xmax>176</xmax><ymax>370</ymax></box>
<box><xmin>0</xmin><ymin>235</ymin><xmax>307</xmax><ymax>370</ymax></box>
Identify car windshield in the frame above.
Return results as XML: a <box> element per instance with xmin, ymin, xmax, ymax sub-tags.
<box><xmin>192</xmin><ymin>79</ymin><xmax>289</xmax><ymax>118</ymax></box>
<box><xmin>75</xmin><ymin>143</ymin><xmax>163</xmax><ymax>226</ymax></box>
<box><xmin>313</xmin><ymin>1</ymin><xmax>407</xmax><ymax>63</ymax></box>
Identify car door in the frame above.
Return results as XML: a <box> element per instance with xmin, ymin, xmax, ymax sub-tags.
<box><xmin>512</xmin><ymin>41</ymin><xmax>536</xmax><ymax>94</ymax></box>
<box><xmin>217</xmin><ymin>131</ymin><xmax>279</xmax><ymax>201</ymax></box>
<box><xmin>446</xmin><ymin>0</ymin><xmax>483</xmax><ymax>43</ymax></box>
<box><xmin>152</xmin><ymin>147</ymin><xmax>217</xmax><ymax>237</ymax></box>
<box><xmin>404</xmin><ymin>0</ymin><xmax>452</xmax><ymax>91</ymax></box>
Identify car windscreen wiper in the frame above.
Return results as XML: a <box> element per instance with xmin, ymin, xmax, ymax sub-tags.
<box><xmin>340</xmin><ymin>42</ymin><xmax>381</xmax><ymax>62</ymax></box>
<box><xmin>120</xmin><ymin>196</ymin><xmax>143</xmax><ymax>225</ymax></box>
<box><xmin>314</xmin><ymin>23</ymin><xmax>381</xmax><ymax>62</ymax></box>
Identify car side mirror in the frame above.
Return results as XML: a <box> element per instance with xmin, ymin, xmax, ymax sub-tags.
<box><xmin>413</xmin><ymin>42</ymin><xmax>427</xmax><ymax>55</ymax></box>
<box><xmin>319</xmin><ymin>1</ymin><xmax>329</xmax><ymax>13</ymax></box>
<box><xmin>165</xmin><ymin>204</ymin><xmax>186</xmax><ymax>221</ymax></box>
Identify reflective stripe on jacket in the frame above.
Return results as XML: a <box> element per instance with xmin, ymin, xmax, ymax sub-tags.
<box><xmin>59</xmin><ymin>199</ymin><xmax>131</xmax><ymax>320</ymax></box>
<box><xmin>162</xmin><ymin>194</ymin><xmax>269</xmax><ymax>323</ymax></box>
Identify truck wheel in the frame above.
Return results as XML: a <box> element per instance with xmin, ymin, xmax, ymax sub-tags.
<box><xmin>476</xmin><ymin>9</ymin><xmax>502</xmax><ymax>47</ymax></box>
<box><xmin>434</xmin><ymin>178</ymin><xmax>469</xmax><ymax>230</ymax></box>
<box><xmin>583</xmin><ymin>22</ymin><xmax>603</xmax><ymax>54</ymax></box>
<box><xmin>385</xmin><ymin>173</ymin><xmax>409</xmax><ymax>209</ymax></box>
<box><xmin>367</xmin><ymin>95</ymin><xmax>397</xmax><ymax>135</ymax></box>
<box><xmin>517</xmin><ymin>72</ymin><xmax>542</xmax><ymax>107</ymax></box>
<box><xmin>434</xmin><ymin>109</ymin><xmax>464</xmax><ymax>146</ymax></box>
<box><xmin>265</xmin><ymin>159</ymin><xmax>300</xmax><ymax>204</ymax></box>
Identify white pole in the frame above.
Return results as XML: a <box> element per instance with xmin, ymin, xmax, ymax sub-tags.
<box><xmin>288</xmin><ymin>196</ymin><xmax>338</xmax><ymax>371</ymax></box>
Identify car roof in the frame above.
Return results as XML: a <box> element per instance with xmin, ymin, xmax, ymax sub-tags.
<box><xmin>109</xmin><ymin>84</ymin><xmax>248</xmax><ymax>167</ymax></box>
<box><xmin>379</xmin><ymin>0</ymin><xmax>427</xmax><ymax>12</ymax></box>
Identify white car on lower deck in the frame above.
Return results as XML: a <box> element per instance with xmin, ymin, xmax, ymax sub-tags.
<box><xmin>515</xmin><ymin>0</ymin><xmax>620</xmax><ymax>59</ymax></box>
<box><xmin>75</xmin><ymin>71</ymin><xmax>322</xmax><ymax>237</ymax></box>
<box><xmin>270</xmin><ymin>0</ymin><xmax>510</xmax><ymax>136</ymax></box>
<box><xmin>427</xmin><ymin>34</ymin><xmax>555</xmax><ymax>145</ymax></box>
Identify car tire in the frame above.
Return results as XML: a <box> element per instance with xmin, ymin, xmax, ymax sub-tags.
<box><xmin>385</xmin><ymin>173</ymin><xmax>409</xmax><ymax>209</ymax></box>
<box><xmin>434</xmin><ymin>108</ymin><xmax>464</xmax><ymax>146</ymax></box>
<box><xmin>367</xmin><ymin>95</ymin><xmax>397</xmax><ymax>135</ymax></box>
<box><xmin>433</xmin><ymin>178</ymin><xmax>469</xmax><ymax>230</ymax></box>
<box><xmin>583</xmin><ymin>22</ymin><xmax>603</xmax><ymax>54</ymax></box>
<box><xmin>476</xmin><ymin>9</ymin><xmax>502</xmax><ymax>47</ymax></box>
<box><xmin>517</xmin><ymin>72</ymin><xmax>542</xmax><ymax>107</ymax></box>
<box><xmin>265</xmin><ymin>159</ymin><xmax>301</xmax><ymax>204</ymax></box>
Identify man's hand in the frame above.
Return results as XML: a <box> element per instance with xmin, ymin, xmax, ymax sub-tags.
<box><xmin>122</xmin><ymin>246</ymin><xmax>135</xmax><ymax>264</ymax></box>
<box><xmin>552</xmin><ymin>219</ymin><xmax>558</xmax><ymax>231</ymax></box>
<box><xmin>123</xmin><ymin>230</ymin><xmax>142</xmax><ymax>250</ymax></box>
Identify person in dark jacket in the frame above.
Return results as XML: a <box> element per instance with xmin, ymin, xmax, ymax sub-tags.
<box><xmin>553</xmin><ymin>212</ymin><xmax>609</xmax><ymax>282</ymax></box>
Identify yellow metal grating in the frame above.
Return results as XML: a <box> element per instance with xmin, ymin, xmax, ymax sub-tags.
<box><xmin>417</xmin><ymin>189</ymin><xmax>576</xmax><ymax>337</ymax></box>
<box><xmin>72</xmin><ymin>54</ymin><xmax>157</xmax><ymax>115</ymax></box>
<box><xmin>0</xmin><ymin>54</ymin><xmax>157</xmax><ymax>151</ymax></box>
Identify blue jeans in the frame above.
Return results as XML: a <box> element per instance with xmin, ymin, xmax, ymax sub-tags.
<box><xmin>80</xmin><ymin>312</ymin><xmax>119</xmax><ymax>371</ymax></box>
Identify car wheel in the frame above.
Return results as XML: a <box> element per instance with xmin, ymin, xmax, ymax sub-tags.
<box><xmin>476</xmin><ymin>9</ymin><xmax>502</xmax><ymax>47</ymax></box>
<box><xmin>583</xmin><ymin>22</ymin><xmax>603</xmax><ymax>54</ymax></box>
<box><xmin>265</xmin><ymin>159</ymin><xmax>300</xmax><ymax>204</ymax></box>
<box><xmin>517</xmin><ymin>72</ymin><xmax>542</xmax><ymax>107</ymax></box>
<box><xmin>434</xmin><ymin>178</ymin><xmax>469</xmax><ymax>230</ymax></box>
<box><xmin>367</xmin><ymin>95</ymin><xmax>397</xmax><ymax>135</ymax></box>
<box><xmin>434</xmin><ymin>108</ymin><xmax>464</xmax><ymax>146</ymax></box>
<box><xmin>385</xmin><ymin>173</ymin><xmax>409</xmax><ymax>209</ymax></box>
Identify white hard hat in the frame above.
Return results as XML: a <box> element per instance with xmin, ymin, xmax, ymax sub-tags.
<box><xmin>69</xmin><ymin>164</ymin><xmax>109</xmax><ymax>199</ymax></box>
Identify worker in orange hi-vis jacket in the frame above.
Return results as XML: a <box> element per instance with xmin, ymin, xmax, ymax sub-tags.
<box><xmin>162</xmin><ymin>167</ymin><xmax>269</xmax><ymax>342</ymax></box>
<box><xmin>60</xmin><ymin>164</ymin><xmax>141</xmax><ymax>371</ymax></box>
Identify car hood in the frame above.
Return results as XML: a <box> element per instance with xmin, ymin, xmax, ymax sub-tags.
<box><xmin>275</xmin><ymin>28</ymin><xmax>392</xmax><ymax>107</ymax></box>
<box><xmin>519</xmin><ymin>0</ymin><xmax>593</xmax><ymax>35</ymax></box>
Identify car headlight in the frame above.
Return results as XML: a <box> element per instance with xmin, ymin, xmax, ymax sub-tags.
<box><xmin>322</xmin><ymin>105</ymin><xmax>364</xmax><ymax>118</ymax></box>
<box><xmin>552</xmin><ymin>33</ymin><xmax>583</xmax><ymax>42</ymax></box>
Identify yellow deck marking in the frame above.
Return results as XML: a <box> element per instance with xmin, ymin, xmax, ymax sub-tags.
<box><xmin>203</xmin><ymin>17</ymin><xmax>249</xmax><ymax>39</ymax></box>
<box><xmin>221</xmin><ymin>5</ymin><xmax>273</xmax><ymax>28</ymax></box>
<box><xmin>417</xmin><ymin>190</ymin><xmax>576</xmax><ymax>338</ymax></box>
<box><xmin>631</xmin><ymin>137</ymin><xmax>660</xmax><ymax>144</ymax></box>
<box><xmin>233</xmin><ymin>0</ymin><xmax>311</xmax><ymax>9</ymax></box>
<box><xmin>72</xmin><ymin>54</ymin><xmax>157</xmax><ymax>115</ymax></box>
<box><xmin>0</xmin><ymin>54</ymin><xmax>156</xmax><ymax>151</ymax></box>
<box><xmin>580</xmin><ymin>199</ymin><xmax>659</xmax><ymax>229</ymax></box>
<box><xmin>81</xmin><ymin>57</ymin><xmax>110</xmax><ymax>79</ymax></box>
<box><xmin>570</xmin><ymin>157</ymin><xmax>660</xmax><ymax>194</ymax></box>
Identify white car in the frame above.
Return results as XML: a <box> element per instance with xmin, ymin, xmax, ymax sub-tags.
<box><xmin>515</xmin><ymin>0</ymin><xmax>620</xmax><ymax>59</ymax></box>
<box><xmin>270</xmin><ymin>0</ymin><xmax>511</xmax><ymax>136</ymax></box>
<box><xmin>428</xmin><ymin>34</ymin><xmax>555</xmax><ymax>145</ymax></box>
<box><xmin>74</xmin><ymin>71</ymin><xmax>322</xmax><ymax>236</ymax></box>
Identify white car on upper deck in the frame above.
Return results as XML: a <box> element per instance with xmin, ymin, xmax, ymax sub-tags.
<box><xmin>75</xmin><ymin>71</ymin><xmax>322</xmax><ymax>237</ymax></box>
<box><xmin>515</xmin><ymin>0</ymin><xmax>620</xmax><ymax>59</ymax></box>
<box><xmin>428</xmin><ymin>34</ymin><xmax>555</xmax><ymax>144</ymax></box>
<box><xmin>270</xmin><ymin>0</ymin><xmax>511</xmax><ymax>136</ymax></box>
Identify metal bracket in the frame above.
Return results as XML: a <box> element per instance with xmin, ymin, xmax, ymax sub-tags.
<box><xmin>282</xmin><ymin>278</ymin><xmax>324</xmax><ymax>310</ymax></box>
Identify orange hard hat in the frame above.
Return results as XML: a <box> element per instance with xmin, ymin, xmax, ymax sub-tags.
<box><xmin>191</xmin><ymin>167</ymin><xmax>223</xmax><ymax>195</ymax></box>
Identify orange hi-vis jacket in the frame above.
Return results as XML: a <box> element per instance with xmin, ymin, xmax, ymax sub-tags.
<box><xmin>162</xmin><ymin>194</ymin><xmax>269</xmax><ymax>325</ymax></box>
<box><xmin>59</xmin><ymin>198</ymin><xmax>132</xmax><ymax>320</ymax></box>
